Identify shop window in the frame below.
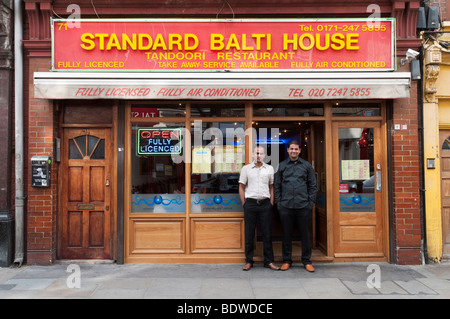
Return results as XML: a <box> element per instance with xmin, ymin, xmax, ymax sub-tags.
<box><xmin>69</xmin><ymin>135</ymin><xmax>105</xmax><ymax>160</ymax></box>
<box><xmin>253</xmin><ymin>103</ymin><xmax>324</xmax><ymax>117</ymax></box>
<box><xmin>442</xmin><ymin>137</ymin><xmax>450</xmax><ymax>150</ymax></box>
<box><xmin>191</xmin><ymin>103</ymin><xmax>245</xmax><ymax>117</ymax></box>
<box><xmin>332</xmin><ymin>103</ymin><xmax>380</xmax><ymax>116</ymax></box>
<box><xmin>131</xmin><ymin>123</ymin><xmax>186</xmax><ymax>213</ymax></box>
<box><xmin>131</xmin><ymin>103</ymin><xmax>186</xmax><ymax>118</ymax></box>
<box><xmin>191</xmin><ymin>122</ymin><xmax>245</xmax><ymax>213</ymax></box>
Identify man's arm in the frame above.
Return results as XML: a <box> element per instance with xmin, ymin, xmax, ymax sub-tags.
<box><xmin>307</xmin><ymin>165</ymin><xmax>318</xmax><ymax>203</ymax></box>
<box><xmin>269</xmin><ymin>184</ymin><xmax>274</xmax><ymax>206</ymax></box>
<box><xmin>239</xmin><ymin>183</ymin><xmax>246</xmax><ymax>206</ymax></box>
<box><xmin>274</xmin><ymin>165</ymin><xmax>282</xmax><ymax>205</ymax></box>
<box><xmin>238</xmin><ymin>166</ymin><xmax>247</xmax><ymax>206</ymax></box>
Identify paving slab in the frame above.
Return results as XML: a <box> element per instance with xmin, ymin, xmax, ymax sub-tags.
<box><xmin>394</xmin><ymin>280</ymin><xmax>439</xmax><ymax>295</ymax></box>
<box><xmin>199</xmin><ymin>278</ymin><xmax>254</xmax><ymax>299</ymax></box>
<box><xmin>377</xmin><ymin>280</ymin><xmax>409</xmax><ymax>295</ymax></box>
<box><xmin>342</xmin><ymin>280</ymin><xmax>380</xmax><ymax>295</ymax></box>
<box><xmin>299</xmin><ymin>278</ymin><xmax>354</xmax><ymax>299</ymax></box>
<box><xmin>4</xmin><ymin>278</ymin><xmax>56</xmax><ymax>290</ymax></box>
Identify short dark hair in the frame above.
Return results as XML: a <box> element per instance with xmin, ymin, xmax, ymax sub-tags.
<box><xmin>287</xmin><ymin>140</ymin><xmax>300</xmax><ymax>148</ymax></box>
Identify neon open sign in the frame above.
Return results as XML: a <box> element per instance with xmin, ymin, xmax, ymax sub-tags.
<box><xmin>137</xmin><ymin>128</ymin><xmax>182</xmax><ymax>155</ymax></box>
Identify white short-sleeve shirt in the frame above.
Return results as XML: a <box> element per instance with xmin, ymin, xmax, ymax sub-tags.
<box><xmin>239</xmin><ymin>162</ymin><xmax>274</xmax><ymax>200</ymax></box>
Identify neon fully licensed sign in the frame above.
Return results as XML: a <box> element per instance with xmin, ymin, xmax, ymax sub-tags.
<box><xmin>137</xmin><ymin>128</ymin><xmax>182</xmax><ymax>155</ymax></box>
<box><xmin>52</xmin><ymin>19</ymin><xmax>395</xmax><ymax>72</ymax></box>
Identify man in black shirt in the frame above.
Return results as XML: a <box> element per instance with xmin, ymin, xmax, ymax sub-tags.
<box><xmin>274</xmin><ymin>140</ymin><xmax>317</xmax><ymax>272</ymax></box>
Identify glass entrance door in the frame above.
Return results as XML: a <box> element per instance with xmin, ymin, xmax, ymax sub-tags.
<box><xmin>332</xmin><ymin>121</ymin><xmax>387</xmax><ymax>258</ymax></box>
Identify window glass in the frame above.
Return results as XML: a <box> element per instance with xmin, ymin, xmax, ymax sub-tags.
<box><xmin>131</xmin><ymin>104</ymin><xmax>186</xmax><ymax>118</ymax></box>
<box><xmin>338</xmin><ymin>127</ymin><xmax>375</xmax><ymax>212</ymax></box>
<box><xmin>69</xmin><ymin>139</ymin><xmax>83</xmax><ymax>160</ymax></box>
<box><xmin>74</xmin><ymin>136</ymin><xmax>86</xmax><ymax>156</ymax></box>
<box><xmin>69</xmin><ymin>134</ymin><xmax>105</xmax><ymax>160</ymax></box>
<box><xmin>191</xmin><ymin>104</ymin><xmax>245</xmax><ymax>117</ymax></box>
<box><xmin>191</xmin><ymin>121</ymin><xmax>245</xmax><ymax>213</ymax></box>
<box><xmin>253</xmin><ymin>103</ymin><xmax>323</xmax><ymax>117</ymax></box>
<box><xmin>442</xmin><ymin>136</ymin><xmax>450</xmax><ymax>150</ymax></box>
<box><xmin>131</xmin><ymin>123</ymin><xmax>186</xmax><ymax>213</ymax></box>
<box><xmin>91</xmin><ymin>139</ymin><xmax>105</xmax><ymax>160</ymax></box>
<box><xmin>333</xmin><ymin>103</ymin><xmax>380</xmax><ymax>116</ymax></box>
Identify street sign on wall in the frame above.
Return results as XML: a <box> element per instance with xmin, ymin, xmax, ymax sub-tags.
<box><xmin>52</xmin><ymin>19</ymin><xmax>396</xmax><ymax>72</ymax></box>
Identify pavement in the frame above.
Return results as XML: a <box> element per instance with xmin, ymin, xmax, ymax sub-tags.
<box><xmin>0</xmin><ymin>261</ymin><xmax>450</xmax><ymax>300</ymax></box>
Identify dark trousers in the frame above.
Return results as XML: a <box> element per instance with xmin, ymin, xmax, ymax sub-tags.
<box><xmin>244</xmin><ymin>199</ymin><xmax>274</xmax><ymax>265</ymax></box>
<box><xmin>278</xmin><ymin>206</ymin><xmax>312</xmax><ymax>265</ymax></box>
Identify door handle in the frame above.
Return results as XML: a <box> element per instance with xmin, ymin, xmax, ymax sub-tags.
<box><xmin>376</xmin><ymin>171</ymin><xmax>382</xmax><ymax>192</ymax></box>
<box><xmin>106</xmin><ymin>179</ymin><xmax>110</xmax><ymax>187</ymax></box>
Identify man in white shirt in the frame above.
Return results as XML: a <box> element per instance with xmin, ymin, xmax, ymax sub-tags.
<box><xmin>239</xmin><ymin>146</ymin><xmax>280</xmax><ymax>271</ymax></box>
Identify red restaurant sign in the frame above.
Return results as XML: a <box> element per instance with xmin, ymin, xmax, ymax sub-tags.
<box><xmin>52</xmin><ymin>19</ymin><xmax>395</xmax><ymax>72</ymax></box>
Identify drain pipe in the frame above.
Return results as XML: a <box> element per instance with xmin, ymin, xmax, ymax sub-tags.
<box><xmin>14</xmin><ymin>0</ymin><xmax>24</xmax><ymax>267</ymax></box>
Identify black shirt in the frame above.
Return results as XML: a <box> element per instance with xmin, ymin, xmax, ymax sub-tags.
<box><xmin>274</xmin><ymin>157</ymin><xmax>317</xmax><ymax>209</ymax></box>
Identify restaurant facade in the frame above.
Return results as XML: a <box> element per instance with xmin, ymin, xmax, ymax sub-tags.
<box><xmin>14</xmin><ymin>0</ymin><xmax>427</xmax><ymax>265</ymax></box>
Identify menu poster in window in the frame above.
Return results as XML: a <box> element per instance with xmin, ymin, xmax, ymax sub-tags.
<box><xmin>341</xmin><ymin>160</ymin><xmax>370</xmax><ymax>180</ymax></box>
<box><xmin>214</xmin><ymin>146</ymin><xmax>244</xmax><ymax>174</ymax></box>
<box><xmin>137</xmin><ymin>128</ymin><xmax>182</xmax><ymax>155</ymax></box>
<box><xmin>192</xmin><ymin>147</ymin><xmax>212</xmax><ymax>174</ymax></box>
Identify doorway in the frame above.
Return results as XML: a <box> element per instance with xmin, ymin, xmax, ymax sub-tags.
<box><xmin>253</xmin><ymin>121</ymin><xmax>327</xmax><ymax>262</ymax></box>
<box><xmin>60</xmin><ymin>128</ymin><xmax>113</xmax><ymax>259</ymax></box>
<box><xmin>439</xmin><ymin>130</ymin><xmax>450</xmax><ymax>258</ymax></box>
<box><xmin>332</xmin><ymin>121</ymin><xmax>387</xmax><ymax>259</ymax></box>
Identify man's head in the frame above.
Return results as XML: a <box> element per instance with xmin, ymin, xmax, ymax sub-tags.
<box><xmin>287</xmin><ymin>140</ymin><xmax>301</xmax><ymax>161</ymax></box>
<box><xmin>253</xmin><ymin>146</ymin><xmax>266</xmax><ymax>164</ymax></box>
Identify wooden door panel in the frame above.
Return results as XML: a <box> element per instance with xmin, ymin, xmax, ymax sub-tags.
<box><xmin>444</xmin><ymin>208</ymin><xmax>450</xmax><ymax>255</ymax></box>
<box><xmin>441</xmin><ymin>157</ymin><xmax>450</xmax><ymax>171</ymax></box>
<box><xmin>442</xmin><ymin>179</ymin><xmax>450</xmax><ymax>207</ymax></box>
<box><xmin>68</xmin><ymin>211</ymin><xmax>83</xmax><ymax>247</ymax></box>
<box><xmin>131</xmin><ymin>219</ymin><xmax>185</xmax><ymax>253</ymax></box>
<box><xmin>339</xmin><ymin>212</ymin><xmax>377</xmax><ymax>225</ymax></box>
<box><xmin>89</xmin><ymin>211</ymin><xmax>105</xmax><ymax>247</ymax></box>
<box><xmin>90</xmin><ymin>167</ymin><xmax>105</xmax><ymax>202</ymax></box>
<box><xmin>68</xmin><ymin>167</ymin><xmax>83</xmax><ymax>202</ymax></box>
<box><xmin>191</xmin><ymin>218</ymin><xmax>244</xmax><ymax>252</ymax></box>
<box><xmin>440</xmin><ymin>130</ymin><xmax>450</xmax><ymax>257</ymax></box>
<box><xmin>341</xmin><ymin>226</ymin><xmax>376</xmax><ymax>242</ymax></box>
<box><xmin>61</xmin><ymin>128</ymin><xmax>112</xmax><ymax>259</ymax></box>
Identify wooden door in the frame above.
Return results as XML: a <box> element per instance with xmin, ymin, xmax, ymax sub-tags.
<box><xmin>61</xmin><ymin>128</ymin><xmax>112</xmax><ymax>259</ymax></box>
<box><xmin>439</xmin><ymin>130</ymin><xmax>450</xmax><ymax>258</ymax></box>
<box><xmin>332</xmin><ymin>122</ymin><xmax>386</xmax><ymax>258</ymax></box>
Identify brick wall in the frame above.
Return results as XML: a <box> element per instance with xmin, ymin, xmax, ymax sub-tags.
<box><xmin>391</xmin><ymin>61</ymin><xmax>423</xmax><ymax>265</ymax></box>
<box><xmin>25</xmin><ymin>56</ymin><xmax>57</xmax><ymax>265</ymax></box>
<box><xmin>430</xmin><ymin>0</ymin><xmax>448</xmax><ymax>21</ymax></box>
